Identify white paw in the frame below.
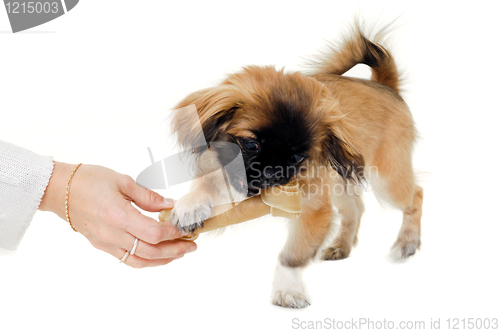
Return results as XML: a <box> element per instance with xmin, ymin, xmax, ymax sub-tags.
<box><xmin>170</xmin><ymin>192</ymin><xmax>214</xmax><ymax>233</ymax></box>
<box><xmin>271</xmin><ymin>263</ymin><xmax>310</xmax><ymax>309</ymax></box>
<box><xmin>272</xmin><ymin>290</ymin><xmax>310</xmax><ymax>309</ymax></box>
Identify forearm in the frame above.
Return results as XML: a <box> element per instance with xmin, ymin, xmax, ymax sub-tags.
<box><xmin>39</xmin><ymin>161</ymin><xmax>77</xmax><ymax>220</ymax></box>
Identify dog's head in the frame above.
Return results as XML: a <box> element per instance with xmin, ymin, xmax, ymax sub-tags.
<box><xmin>172</xmin><ymin>66</ymin><xmax>364</xmax><ymax>196</ymax></box>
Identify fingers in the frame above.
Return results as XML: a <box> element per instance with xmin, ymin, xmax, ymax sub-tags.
<box><xmin>90</xmin><ymin>231</ymin><xmax>197</xmax><ymax>268</ymax></box>
<box><xmin>92</xmin><ymin>241</ymin><xmax>184</xmax><ymax>268</ymax></box>
<box><xmin>120</xmin><ymin>179</ymin><xmax>190</xmax><ymax>244</ymax></box>
<box><xmin>120</xmin><ymin>176</ymin><xmax>174</xmax><ymax>212</ymax></box>
<box><xmin>119</xmin><ymin>249</ymin><xmax>180</xmax><ymax>268</ymax></box>
<box><xmin>125</xmin><ymin>255</ymin><xmax>177</xmax><ymax>269</ymax></box>
<box><xmin>123</xmin><ymin>206</ymin><xmax>189</xmax><ymax>244</ymax></box>
<box><xmin>117</xmin><ymin>233</ymin><xmax>197</xmax><ymax>260</ymax></box>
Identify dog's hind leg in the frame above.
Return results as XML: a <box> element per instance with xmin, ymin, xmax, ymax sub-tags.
<box><xmin>370</xmin><ymin>153</ymin><xmax>423</xmax><ymax>261</ymax></box>
<box><xmin>390</xmin><ymin>183</ymin><xmax>423</xmax><ymax>261</ymax></box>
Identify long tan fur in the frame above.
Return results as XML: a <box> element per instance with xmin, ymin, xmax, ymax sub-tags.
<box><xmin>170</xmin><ymin>21</ymin><xmax>423</xmax><ymax>308</ymax></box>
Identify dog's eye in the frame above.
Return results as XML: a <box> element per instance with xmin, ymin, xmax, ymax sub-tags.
<box><xmin>243</xmin><ymin>140</ymin><xmax>259</xmax><ymax>151</ymax></box>
<box><xmin>290</xmin><ymin>154</ymin><xmax>305</xmax><ymax>164</ymax></box>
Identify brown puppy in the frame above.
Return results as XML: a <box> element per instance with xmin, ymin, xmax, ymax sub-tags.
<box><xmin>170</xmin><ymin>23</ymin><xmax>423</xmax><ymax>308</ymax></box>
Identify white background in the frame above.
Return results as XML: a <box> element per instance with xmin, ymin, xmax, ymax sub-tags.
<box><xmin>1</xmin><ymin>1</ymin><xmax>499</xmax><ymax>332</ymax></box>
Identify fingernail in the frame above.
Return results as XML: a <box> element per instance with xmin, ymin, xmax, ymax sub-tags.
<box><xmin>163</xmin><ymin>198</ymin><xmax>174</xmax><ymax>208</ymax></box>
<box><xmin>185</xmin><ymin>243</ymin><xmax>197</xmax><ymax>254</ymax></box>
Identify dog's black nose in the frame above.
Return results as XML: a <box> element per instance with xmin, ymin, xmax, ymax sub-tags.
<box><xmin>261</xmin><ymin>166</ymin><xmax>287</xmax><ymax>187</ymax></box>
<box><xmin>263</xmin><ymin>167</ymin><xmax>275</xmax><ymax>178</ymax></box>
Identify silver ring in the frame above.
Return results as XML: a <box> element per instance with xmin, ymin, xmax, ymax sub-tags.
<box><xmin>130</xmin><ymin>238</ymin><xmax>139</xmax><ymax>256</ymax></box>
<box><xmin>119</xmin><ymin>250</ymin><xmax>130</xmax><ymax>264</ymax></box>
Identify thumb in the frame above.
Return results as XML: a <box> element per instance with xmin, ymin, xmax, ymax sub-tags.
<box><xmin>127</xmin><ymin>182</ymin><xmax>174</xmax><ymax>212</ymax></box>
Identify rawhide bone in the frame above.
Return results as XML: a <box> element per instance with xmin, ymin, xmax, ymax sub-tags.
<box><xmin>158</xmin><ymin>179</ymin><xmax>302</xmax><ymax>241</ymax></box>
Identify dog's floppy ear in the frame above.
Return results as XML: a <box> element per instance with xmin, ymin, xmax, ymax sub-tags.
<box><xmin>172</xmin><ymin>85</ymin><xmax>238</xmax><ymax>150</ymax></box>
<box><xmin>323</xmin><ymin>129</ymin><xmax>365</xmax><ymax>182</ymax></box>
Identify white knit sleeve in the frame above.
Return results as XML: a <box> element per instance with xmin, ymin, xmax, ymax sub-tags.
<box><xmin>0</xmin><ymin>140</ymin><xmax>54</xmax><ymax>250</ymax></box>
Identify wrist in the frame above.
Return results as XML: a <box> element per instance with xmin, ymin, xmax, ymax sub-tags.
<box><xmin>39</xmin><ymin>161</ymin><xmax>77</xmax><ymax>219</ymax></box>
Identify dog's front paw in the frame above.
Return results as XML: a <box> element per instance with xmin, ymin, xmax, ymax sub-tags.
<box><xmin>272</xmin><ymin>290</ymin><xmax>310</xmax><ymax>309</ymax></box>
<box><xmin>170</xmin><ymin>192</ymin><xmax>214</xmax><ymax>233</ymax></box>
<box><xmin>271</xmin><ymin>263</ymin><xmax>310</xmax><ymax>309</ymax></box>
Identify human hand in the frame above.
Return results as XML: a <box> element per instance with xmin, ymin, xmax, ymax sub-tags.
<box><xmin>39</xmin><ymin>162</ymin><xmax>196</xmax><ymax>268</ymax></box>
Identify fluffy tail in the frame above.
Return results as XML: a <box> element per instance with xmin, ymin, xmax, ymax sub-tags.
<box><xmin>313</xmin><ymin>23</ymin><xmax>401</xmax><ymax>93</ymax></box>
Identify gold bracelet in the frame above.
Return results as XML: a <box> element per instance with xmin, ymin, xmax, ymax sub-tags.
<box><xmin>65</xmin><ymin>163</ymin><xmax>82</xmax><ymax>232</ymax></box>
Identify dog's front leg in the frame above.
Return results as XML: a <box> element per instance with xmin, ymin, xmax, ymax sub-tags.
<box><xmin>169</xmin><ymin>173</ymin><xmax>220</xmax><ymax>233</ymax></box>
<box><xmin>271</xmin><ymin>195</ymin><xmax>333</xmax><ymax>308</ymax></box>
